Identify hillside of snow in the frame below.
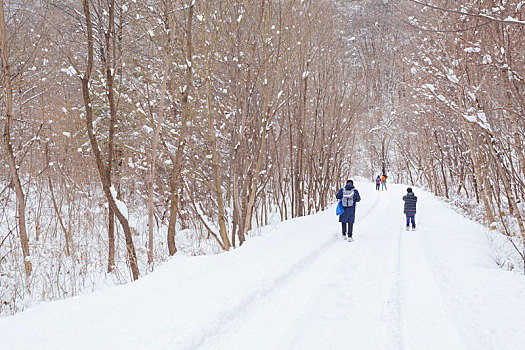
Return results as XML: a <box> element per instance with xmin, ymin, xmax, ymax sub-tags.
<box><xmin>1</xmin><ymin>183</ymin><xmax>524</xmax><ymax>350</ymax></box>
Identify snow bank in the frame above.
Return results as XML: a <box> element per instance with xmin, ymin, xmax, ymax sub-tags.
<box><xmin>0</xmin><ymin>196</ymin><xmax>353</xmax><ymax>350</ymax></box>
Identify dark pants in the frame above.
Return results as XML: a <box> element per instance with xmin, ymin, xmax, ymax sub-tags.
<box><xmin>406</xmin><ymin>215</ymin><xmax>416</xmax><ymax>228</ymax></box>
<box><xmin>342</xmin><ymin>222</ymin><xmax>354</xmax><ymax>237</ymax></box>
<box><xmin>376</xmin><ymin>183</ymin><xmax>380</xmax><ymax>191</ymax></box>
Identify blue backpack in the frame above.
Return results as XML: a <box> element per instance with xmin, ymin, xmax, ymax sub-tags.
<box><xmin>336</xmin><ymin>200</ymin><xmax>344</xmax><ymax>215</ymax></box>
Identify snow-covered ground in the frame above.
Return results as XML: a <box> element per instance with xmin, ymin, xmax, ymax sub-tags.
<box><xmin>1</xmin><ymin>183</ymin><xmax>524</xmax><ymax>350</ymax></box>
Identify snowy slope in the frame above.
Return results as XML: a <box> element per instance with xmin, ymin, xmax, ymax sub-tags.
<box><xmin>1</xmin><ymin>183</ymin><xmax>524</xmax><ymax>350</ymax></box>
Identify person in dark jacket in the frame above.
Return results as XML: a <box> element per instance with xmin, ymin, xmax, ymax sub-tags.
<box><xmin>336</xmin><ymin>180</ymin><xmax>362</xmax><ymax>241</ymax></box>
<box><xmin>375</xmin><ymin>175</ymin><xmax>381</xmax><ymax>191</ymax></box>
<box><xmin>403</xmin><ymin>187</ymin><xmax>417</xmax><ymax>230</ymax></box>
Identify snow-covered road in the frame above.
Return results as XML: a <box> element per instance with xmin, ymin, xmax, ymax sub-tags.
<box><xmin>203</xmin><ymin>185</ymin><xmax>483</xmax><ymax>350</ymax></box>
<box><xmin>1</xmin><ymin>183</ymin><xmax>524</xmax><ymax>350</ymax></box>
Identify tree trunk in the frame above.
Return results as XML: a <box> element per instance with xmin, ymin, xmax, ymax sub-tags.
<box><xmin>207</xmin><ymin>73</ymin><xmax>230</xmax><ymax>250</ymax></box>
<box><xmin>0</xmin><ymin>1</ymin><xmax>32</xmax><ymax>278</ymax></box>
<box><xmin>108</xmin><ymin>206</ymin><xmax>115</xmax><ymax>271</ymax></box>
<box><xmin>147</xmin><ymin>36</ymin><xmax>171</xmax><ymax>265</ymax></box>
<box><xmin>241</xmin><ymin>121</ymin><xmax>268</xmax><ymax>242</ymax></box>
<box><xmin>103</xmin><ymin>0</ymin><xmax>118</xmax><ymax>274</ymax></box>
<box><xmin>81</xmin><ymin>0</ymin><xmax>139</xmax><ymax>280</ymax></box>
<box><xmin>463</xmin><ymin>120</ymin><xmax>495</xmax><ymax>224</ymax></box>
<box><xmin>484</xmin><ymin>132</ymin><xmax>525</xmax><ymax>252</ymax></box>
<box><xmin>167</xmin><ymin>3</ymin><xmax>194</xmax><ymax>256</ymax></box>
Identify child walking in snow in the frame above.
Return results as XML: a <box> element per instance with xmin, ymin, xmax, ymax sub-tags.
<box><xmin>376</xmin><ymin>175</ymin><xmax>381</xmax><ymax>191</ymax></box>
<box><xmin>403</xmin><ymin>187</ymin><xmax>417</xmax><ymax>230</ymax></box>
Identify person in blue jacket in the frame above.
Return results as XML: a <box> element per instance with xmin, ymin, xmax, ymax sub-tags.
<box><xmin>336</xmin><ymin>179</ymin><xmax>362</xmax><ymax>241</ymax></box>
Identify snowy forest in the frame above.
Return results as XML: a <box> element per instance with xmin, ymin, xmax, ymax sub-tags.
<box><xmin>1</xmin><ymin>0</ymin><xmax>524</xmax><ymax>317</ymax></box>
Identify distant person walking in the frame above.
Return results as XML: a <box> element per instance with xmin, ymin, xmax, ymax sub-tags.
<box><xmin>403</xmin><ymin>187</ymin><xmax>417</xmax><ymax>230</ymax></box>
<box><xmin>336</xmin><ymin>180</ymin><xmax>361</xmax><ymax>241</ymax></box>
<box><xmin>375</xmin><ymin>175</ymin><xmax>381</xmax><ymax>191</ymax></box>
<box><xmin>381</xmin><ymin>175</ymin><xmax>388</xmax><ymax>191</ymax></box>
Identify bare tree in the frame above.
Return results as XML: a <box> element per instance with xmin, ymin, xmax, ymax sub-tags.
<box><xmin>78</xmin><ymin>0</ymin><xmax>139</xmax><ymax>280</ymax></box>
<box><xmin>0</xmin><ymin>0</ymin><xmax>32</xmax><ymax>278</ymax></box>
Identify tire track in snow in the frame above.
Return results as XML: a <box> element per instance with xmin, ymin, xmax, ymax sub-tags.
<box><xmin>416</xmin><ymin>227</ymin><xmax>500</xmax><ymax>350</ymax></box>
<box><xmin>361</xmin><ymin>193</ymin><xmax>404</xmax><ymax>350</ymax></box>
<box><xmin>200</xmin><ymin>190</ymin><xmax>385</xmax><ymax>349</ymax></box>
<box><xmin>389</xmin><ymin>223</ymin><xmax>405</xmax><ymax>349</ymax></box>
<box><xmin>397</xmin><ymin>224</ymin><xmax>469</xmax><ymax>350</ymax></box>
<box><xmin>185</xmin><ymin>236</ymin><xmax>338</xmax><ymax>349</ymax></box>
<box><xmin>281</xmin><ymin>190</ymin><xmax>403</xmax><ymax>350</ymax></box>
<box><xmin>192</xmin><ymin>195</ymin><xmax>383</xmax><ymax>349</ymax></box>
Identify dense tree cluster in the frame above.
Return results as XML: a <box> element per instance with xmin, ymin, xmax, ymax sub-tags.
<box><xmin>0</xmin><ymin>0</ymin><xmax>363</xmax><ymax>314</ymax></box>
<box><xmin>360</xmin><ymin>1</ymin><xmax>524</xmax><ymax>268</ymax></box>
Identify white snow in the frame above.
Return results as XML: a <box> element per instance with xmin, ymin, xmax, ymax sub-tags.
<box><xmin>422</xmin><ymin>83</ymin><xmax>435</xmax><ymax>92</ymax></box>
<box><xmin>1</xmin><ymin>183</ymin><xmax>524</xmax><ymax>350</ymax></box>
<box><xmin>463</xmin><ymin>111</ymin><xmax>492</xmax><ymax>132</ymax></box>
<box><xmin>464</xmin><ymin>47</ymin><xmax>481</xmax><ymax>53</ymax></box>
<box><xmin>60</xmin><ymin>66</ymin><xmax>76</xmax><ymax>77</ymax></box>
<box><xmin>446</xmin><ymin>73</ymin><xmax>460</xmax><ymax>84</ymax></box>
<box><xmin>503</xmin><ymin>16</ymin><xmax>525</xmax><ymax>25</ymax></box>
<box><xmin>110</xmin><ymin>186</ymin><xmax>129</xmax><ymax>219</ymax></box>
